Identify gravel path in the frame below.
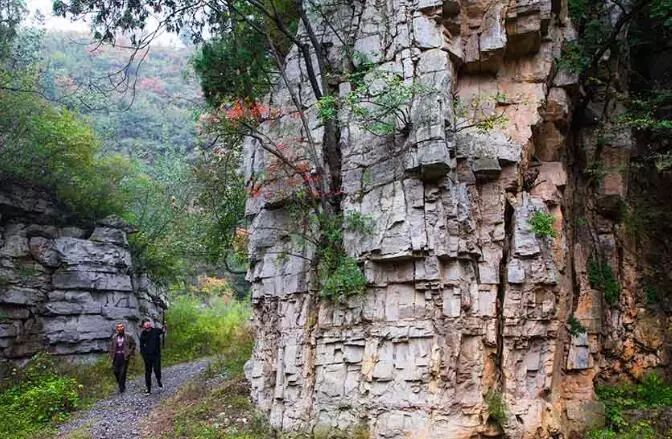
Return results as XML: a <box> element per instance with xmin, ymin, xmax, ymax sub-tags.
<box><xmin>57</xmin><ymin>358</ymin><xmax>210</xmax><ymax>439</ymax></box>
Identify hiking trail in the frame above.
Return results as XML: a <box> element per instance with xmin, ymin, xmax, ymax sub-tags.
<box><xmin>57</xmin><ymin>359</ymin><xmax>210</xmax><ymax>439</ymax></box>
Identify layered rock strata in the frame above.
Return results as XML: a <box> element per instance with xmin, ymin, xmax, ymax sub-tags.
<box><xmin>0</xmin><ymin>182</ymin><xmax>166</xmax><ymax>373</ymax></box>
<box><xmin>242</xmin><ymin>0</ymin><xmax>663</xmax><ymax>437</ymax></box>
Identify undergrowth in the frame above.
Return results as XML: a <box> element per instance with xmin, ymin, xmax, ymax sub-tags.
<box><xmin>588</xmin><ymin>373</ymin><xmax>672</xmax><ymax>438</ymax></box>
<box><xmin>163</xmin><ymin>295</ymin><xmax>252</xmax><ymax>366</ymax></box>
<box><xmin>0</xmin><ymin>352</ymin><xmax>143</xmax><ymax>438</ymax></box>
<box><xmin>588</xmin><ymin>257</ymin><xmax>621</xmax><ymax>306</ymax></box>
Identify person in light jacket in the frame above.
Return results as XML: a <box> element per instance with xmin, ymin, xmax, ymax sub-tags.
<box><xmin>108</xmin><ymin>323</ymin><xmax>136</xmax><ymax>393</ymax></box>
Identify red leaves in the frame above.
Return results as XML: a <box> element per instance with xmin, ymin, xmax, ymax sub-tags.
<box><xmin>222</xmin><ymin>100</ymin><xmax>279</xmax><ymax>125</ymax></box>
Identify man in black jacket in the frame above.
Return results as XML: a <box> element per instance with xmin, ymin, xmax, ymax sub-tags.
<box><xmin>139</xmin><ymin>318</ymin><xmax>167</xmax><ymax>395</ymax></box>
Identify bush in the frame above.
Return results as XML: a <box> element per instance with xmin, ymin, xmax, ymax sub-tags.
<box><xmin>589</xmin><ymin>373</ymin><xmax>672</xmax><ymax>438</ymax></box>
<box><xmin>163</xmin><ymin>295</ymin><xmax>252</xmax><ymax>365</ymax></box>
<box><xmin>568</xmin><ymin>315</ymin><xmax>587</xmax><ymax>336</ymax></box>
<box><xmin>0</xmin><ymin>354</ymin><xmax>81</xmax><ymax>438</ymax></box>
<box><xmin>0</xmin><ymin>92</ymin><xmax>136</xmax><ymax>221</ymax></box>
<box><xmin>528</xmin><ymin>210</ymin><xmax>558</xmax><ymax>238</ymax></box>
<box><xmin>588</xmin><ymin>257</ymin><xmax>621</xmax><ymax>306</ymax></box>
<box><xmin>320</xmin><ymin>256</ymin><xmax>368</xmax><ymax>302</ymax></box>
<box><xmin>485</xmin><ymin>389</ymin><xmax>507</xmax><ymax>428</ymax></box>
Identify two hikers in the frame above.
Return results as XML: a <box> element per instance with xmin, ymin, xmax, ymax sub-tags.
<box><xmin>107</xmin><ymin>319</ymin><xmax>167</xmax><ymax>395</ymax></box>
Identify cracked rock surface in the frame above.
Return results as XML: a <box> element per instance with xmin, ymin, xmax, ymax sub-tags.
<box><xmin>240</xmin><ymin>0</ymin><xmax>610</xmax><ymax>437</ymax></box>
<box><xmin>0</xmin><ymin>183</ymin><xmax>167</xmax><ymax>372</ymax></box>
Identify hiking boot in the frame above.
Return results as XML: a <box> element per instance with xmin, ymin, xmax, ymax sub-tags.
<box><xmin>158</xmin><ymin>381</ymin><xmax>163</xmax><ymax>389</ymax></box>
<box><xmin>144</xmin><ymin>389</ymin><xmax>151</xmax><ymax>396</ymax></box>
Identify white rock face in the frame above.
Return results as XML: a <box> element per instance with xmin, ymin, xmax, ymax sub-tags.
<box><xmin>0</xmin><ymin>183</ymin><xmax>166</xmax><ymax>371</ymax></box>
<box><xmin>241</xmin><ymin>0</ymin><xmax>616</xmax><ymax>437</ymax></box>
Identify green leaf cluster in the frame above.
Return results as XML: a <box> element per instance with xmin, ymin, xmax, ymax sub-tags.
<box><xmin>528</xmin><ymin>210</ymin><xmax>558</xmax><ymax>238</ymax></box>
<box><xmin>485</xmin><ymin>389</ymin><xmax>507</xmax><ymax>428</ymax></box>
<box><xmin>568</xmin><ymin>315</ymin><xmax>587</xmax><ymax>336</ymax></box>
<box><xmin>317</xmin><ymin>211</ymin><xmax>369</xmax><ymax>302</ymax></box>
<box><xmin>588</xmin><ymin>257</ymin><xmax>621</xmax><ymax>306</ymax></box>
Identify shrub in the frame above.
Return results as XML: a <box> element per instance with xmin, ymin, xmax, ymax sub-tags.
<box><xmin>320</xmin><ymin>256</ymin><xmax>367</xmax><ymax>302</ymax></box>
<box><xmin>589</xmin><ymin>373</ymin><xmax>672</xmax><ymax>438</ymax></box>
<box><xmin>528</xmin><ymin>210</ymin><xmax>558</xmax><ymax>238</ymax></box>
<box><xmin>163</xmin><ymin>295</ymin><xmax>251</xmax><ymax>365</ymax></box>
<box><xmin>568</xmin><ymin>315</ymin><xmax>587</xmax><ymax>336</ymax></box>
<box><xmin>0</xmin><ymin>354</ymin><xmax>81</xmax><ymax>438</ymax></box>
<box><xmin>0</xmin><ymin>92</ymin><xmax>136</xmax><ymax>221</ymax></box>
<box><xmin>588</xmin><ymin>257</ymin><xmax>621</xmax><ymax>306</ymax></box>
<box><xmin>485</xmin><ymin>389</ymin><xmax>507</xmax><ymax>428</ymax></box>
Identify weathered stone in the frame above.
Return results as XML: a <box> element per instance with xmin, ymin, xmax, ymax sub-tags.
<box><xmin>53</xmin><ymin>237</ymin><xmax>132</xmax><ymax>269</ymax></box>
<box><xmin>52</xmin><ymin>270</ymin><xmax>133</xmax><ymax>291</ymax></box>
<box><xmin>0</xmin><ymin>287</ymin><xmax>42</xmax><ymax>305</ymax></box>
<box><xmin>0</xmin><ymin>184</ymin><xmax>166</xmax><ymax>370</ymax></box>
<box><xmin>240</xmin><ymin>0</ymin><xmax>631</xmax><ymax>437</ymax></box>
<box><xmin>29</xmin><ymin>236</ymin><xmax>60</xmax><ymax>267</ymax></box>
<box><xmin>0</xmin><ymin>234</ymin><xmax>29</xmax><ymax>257</ymax></box>
<box><xmin>89</xmin><ymin>226</ymin><xmax>128</xmax><ymax>247</ymax></box>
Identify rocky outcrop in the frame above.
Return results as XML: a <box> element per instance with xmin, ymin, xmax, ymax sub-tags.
<box><xmin>241</xmin><ymin>0</ymin><xmax>669</xmax><ymax>437</ymax></box>
<box><xmin>0</xmin><ymin>182</ymin><xmax>166</xmax><ymax>372</ymax></box>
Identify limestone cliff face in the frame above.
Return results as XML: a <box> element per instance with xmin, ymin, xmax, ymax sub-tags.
<box><xmin>242</xmin><ymin>0</ymin><xmax>664</xmax><ymax>437</ymax></box>
<box><xmin>0</xmin><ymin>182</ymin><xmax>166</xmax><ymax>373</ymax></box>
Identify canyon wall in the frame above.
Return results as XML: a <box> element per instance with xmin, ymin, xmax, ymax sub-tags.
<box><xmin>243</xmin><ymin>0</ymin><xmax>669</xmax><ymax>437</ymax></box>
<box><xmin>0</xmin><ymin>182</ymin><xmax>167</xmax><ymax>373</ymax></box>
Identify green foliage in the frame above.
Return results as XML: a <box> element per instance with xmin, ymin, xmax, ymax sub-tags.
<box><xmin>568</xmin><ymin>315</ymin><xmax>587</xmax><ymax>336</ymax></box>
<box><xmin>194</xmin><ymin>32</ymin><xmax>273</xmax><ymax>106</ymax></box>
<box><xmin>451</xmin><ymin>92</ymin><xmax>509</xmax><ymax>133</ymax></box>
<box><xmin>313</xmin><ymin>211</ymin><xmax>372</xmax><ymax>302</ymax></box>
<box><xmin>589</xmin><ymin>373</ymin><xmax>672</xmax><ymax>438</ymax></box>
<box><xmin>0</xmin><ymin>91</ymin><xmax>135</xmax><ymax>221</ymax></box>
<box><xmin>557</xmin><ymin>41</ymin><xmax>590</xmax><ymax>73</ymax></box>
<box><xmin>343</xmin><ymin>210</ymin><xmax>375</xmax><ymax>235</ymax></box>
<box><xmin>191</xmin><ymin>0</ymin><xmax>298</xmax><ymax>105</ymax></box>
<box><xmin>0</xmin><ymin>353</ymin><xmax>81</xmax><ymax>438</ymax></box>
<box><xmin>344</xmin><ymin>70</ymin><xmax>431</xmax><ymax>136</ymax></box>
<box><xmin>317</xmin><ymin>95</ymin><xmax>338</xmax><ymax>122</ymax></box>
<box><xmin>644</xmin><ymin>285</ymin><xmax>659</xmax><ymax>305</ymax></box>
<box><xmin>485</xmin><ymin>389</ymin><xmax>507</xmax><ymax>428</ymax></box>
<box><xmin>320</xmin><ymin>256</ymin><xmax>367</xmax><ymax>302</ymax></box>
<box><xmin>163</xmin><ymin>295</ymin><xmax>252</xmax><ymax>365</ymax></box>
<box><xmin>528</xmin><ymin>210</ymin><xmax>558</xmax><ymax>238</ymax></box>
<box><xmin>588</xmin><ymin>257</ymin><xmax>621</xmax><ymax>306</ymax></box>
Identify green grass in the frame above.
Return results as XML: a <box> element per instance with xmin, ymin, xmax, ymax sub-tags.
<box><xmin>588</xmin><ymin>373</ymin><xmax>672</xmax><ymax>438</ymax></box>
<box><xmin>0</xmin><ymin>349</ymin><xmax>146</xmax><ymax>438</ymax></box>
<box><xmin>0</xmin><ymin>354</ymin><xmax>82</xmax><ymax>438</ymax></box>
<box><xmin>163</xmin><ymin>295</ymin><xmax>252</xmax><ymax>366</ymax></box>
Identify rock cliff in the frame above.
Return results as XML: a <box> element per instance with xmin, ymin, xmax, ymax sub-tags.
<box><xmin>0</xmin><ymin>182</ymin><xmax>166</xmax><ymax>374</ymax></box>
<box><xmin>242</xmin><ymin>0</ymin><xmax>670</xmax><ymax>437</ymax></box>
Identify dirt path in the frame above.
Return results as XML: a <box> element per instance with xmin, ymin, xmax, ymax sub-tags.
<box><xmin>57</xmin><ymin>359</ymin><xmax>210</xmax><ymax>439</ymax></box>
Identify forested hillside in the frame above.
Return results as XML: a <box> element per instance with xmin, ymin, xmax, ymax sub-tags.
<box><xmin>2</xmin><ymin>0</ymin><xmax>672</xmax><ymax>437</ymax></box>
<box><xmin>41</xmin><ymin>31</ymin><xmax>202</xmax><ymax>160</ymax></box>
